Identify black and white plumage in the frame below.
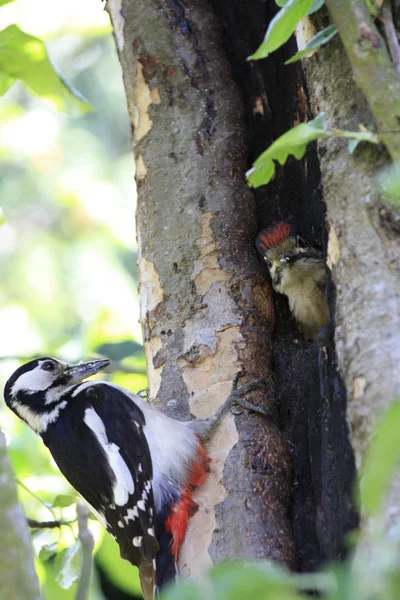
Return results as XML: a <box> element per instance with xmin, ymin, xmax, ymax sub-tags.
<box><xmin>4</xmin><ymin>357</ymin><xmax>265</xmax><ymax>599</ymax></box>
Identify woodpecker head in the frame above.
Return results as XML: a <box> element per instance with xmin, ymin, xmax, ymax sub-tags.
<box><xmin>256</xmin><ymin>222</ymin><xmax>320</xmax><ymax>293</ymax></box>
<box><xmin>4</xmin><ymin>357</ymin><xmax>110</xmax><ymax>434</ymax></box>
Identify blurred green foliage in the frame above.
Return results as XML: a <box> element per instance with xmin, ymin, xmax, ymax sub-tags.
<box><xmin>0</xmin><ymin>0</ymin><xmax>145</xmax><ymax>597</ymax></box>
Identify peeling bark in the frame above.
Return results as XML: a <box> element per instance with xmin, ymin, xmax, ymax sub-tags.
<box><xmin>0</xmin><ymin>430</ymin><xmax>41</xmax><ymax>600</ymax></box>
<box><xmin>107</xmin><ymin>0</ymin><xmax>295</xmax><ymax>576</ymax></box>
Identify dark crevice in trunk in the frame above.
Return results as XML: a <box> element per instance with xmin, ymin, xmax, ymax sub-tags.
<box><xmin>211</xmin><ymin>0</ymin><xmax>358</xmax><ymax>571</ymax></box>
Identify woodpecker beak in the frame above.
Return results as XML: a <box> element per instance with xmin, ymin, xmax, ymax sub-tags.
<box><xmin>64</xmin><ymin>358</ymin><xmax>111</xmax><ymax>384</ymax></box>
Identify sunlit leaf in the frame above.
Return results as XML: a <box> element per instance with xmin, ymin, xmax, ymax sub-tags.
<box><xmin>39</xmin><ymin>542</ymin><xmax>58</xmax><ymax>562</ymax></box>
<box><xmin>0</xmin><ymin>71</ymin><xmax>15</xmax><ymax>95</ymax></box>
<box><xmin>285</xmin><ymin>24</ymin><xmax>338</xmax><ymax>64</ymax></box>
<box><xmin>54</xmin><ymin>540</ymin><xmax>82</xmax><ymax>589</ymax></box>
<box><xmin>276</xmin><ymin>0</ymin><xmax>324</xmax><ymax>12</ymax></box>
<box><xmin>51</xmin><ymin>494</ymin><xmax>77</xmax><ymax>509</ymax></box>
<box><xmin>249</xmin><ymin>0</ymin><xmax>313</xmax><ymax>60</ymax></box>
<box><xmin>246</xmin><ymin>113</ymin><xmax>380</xmax><ymax>187</ymax></box>
<box><xmin>360</xmin><ymin>401</ymin><xmax>400</xmax><ymax>516</ymax></box>
<box><xmin>0</xmin><ymin>0</ymin><xmax>16</xmax><ymax>6</ymax></box>
<box><xmin>0</xmin><ymin>25</ymin><xmax>91</xmax><ymax>115</ymax></box>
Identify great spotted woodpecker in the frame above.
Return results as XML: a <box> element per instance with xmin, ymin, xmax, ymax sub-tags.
<box><xmin>4</xmin><ymin>357</ymin><xmax>265</xmax><ymax>599</ymax></box>
<box><xmin>256</xmin><ymin>222</ymin><xmax>329</xmax><ymax>339</ymax></box>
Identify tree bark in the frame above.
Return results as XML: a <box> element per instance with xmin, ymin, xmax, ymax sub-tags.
<box><xmin>107</xmin><ymin>0</ymin><xmax>296</xmax><ymax>576</ymax></box>
<box><xmin>300</xmin><ymin>9</ymin><xmax>400</xmax><ymax>534</ymax></box>
<box><xmin>0</xmin><ymin>430</ymin><xmax>41</xmax><ymax>600</ymax></box>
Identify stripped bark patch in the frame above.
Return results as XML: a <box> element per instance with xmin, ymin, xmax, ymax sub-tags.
<box><xmin>138</xmin><ymin>257</ymin><xmax>164</xmax><ymax>320</ymax></box>
<box><xmin>295</xmin><ymin>16</ymin><xmax>316</xmax><ymax>52</ymax></box>
<box><xmin>106</xmin><ymin>0</ymin><xmax>125</xmax><ymax>52</ymax></box>
<box><xmin>192</xmin><ymin>213</ymin><xmax>229</xmax><ymax>295</ymax></box>
<box><xmin>327</xmin><ymin>225</ymin><xmax>341</xmax><ymax>269</ymax></box>
<box><xmin>134</xmin><ymin>63</ymin><xmax>161</xmax><ymax>142</ymax></box>
<box><xmin>136</xmin><ymin>153</ymin><xmax>148</xmax><ymax>181</ymax></box>
<box><xmin>179</xmin><ymin>327</ymin><xmax>243</xmax><ymax>576</ymax></box>
<box><xmin>144</xmin><ymin>336</ymin><xmax>164</xmax><ymax>400</ymax></box>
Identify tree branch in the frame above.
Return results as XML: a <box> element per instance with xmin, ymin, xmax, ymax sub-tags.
<box><xmin>380</xmin><ymin>0</ymin><xmax>400</xmax><ymax>76</ymax></box>
<box><xmin>27</xmin><ymin>519</ymin><xmax>74</xmax><ymax>529</ymax></box>
<box><xmin>325</xmin><ymin>0</ymin><xmax>400</xmax><ymax>160</ymax></box>
<box><xmin>75</xmin><ymin>502</ymin><xmax>94</xmax><ymax>600</ymax></box>
<box><xmin>0</xmin><ymin>431</ymin><xmax>41</xmax><ymax>600</ymax></box>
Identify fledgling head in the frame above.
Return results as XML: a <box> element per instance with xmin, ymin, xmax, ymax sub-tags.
<box><xmin>4</xmin><ymin>357</ymin><xmax>110</xmax><ymax>434</ymax></box>
<box><xmin>256</xmin><ymin>222</ymin><xmax>320</xmax><ymax>293</ymax></box>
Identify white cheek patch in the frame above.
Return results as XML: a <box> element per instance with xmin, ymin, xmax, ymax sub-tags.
<box><xmin>84</xmin><ymin>407</ymin><xmax>134</xmax><ymax>507</ymax></box>
<box><xmin>12</xmin><ymin>401</ymin><xmax>67</xmax><ymax>434</ymax></box>
<box><xmin>11</xmin><ymin>362</ymin><xmax>57</xmax><ymax>397</ymax></box>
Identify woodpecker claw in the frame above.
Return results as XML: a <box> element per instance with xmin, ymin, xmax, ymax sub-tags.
<box><xmin>228</xmin><ymin>376</ymin><xmax>267</xmax><ymax>416</ymax></box>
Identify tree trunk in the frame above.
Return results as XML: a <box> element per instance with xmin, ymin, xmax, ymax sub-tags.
<box><xmin>106</xmin><ymin>0</ymin><xmax>377</xmax><ymax>580</ymax></box>
<box><xmin>107</xmin><ymin>0</ymin><xmax>296</xmax><ymax>575</ymax></box>
<box><xmin>300</xmin><ymin>8</ymin><xmax>400</xmax><ymax>536</ymax></box>
<box><xmin>0</xmin><ymin>430</ymin><xmax>41</xmax><ymax>600</ymax></box>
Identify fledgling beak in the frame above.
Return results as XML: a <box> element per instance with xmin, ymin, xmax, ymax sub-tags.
<box><xmin>64</xmin><ymin>358</ymin><xmax>111</xmax><ymax>384</ymax></box>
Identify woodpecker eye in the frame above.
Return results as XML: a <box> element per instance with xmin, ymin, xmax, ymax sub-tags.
<box><xmin>42</xmin><ymin>361</ymin><xmax>55</xmax><ymax>372</ymax></box>
<box><xmin>264</xmin><ymin>258</ymin><xmax>272</xmax><ymax>269</ymax></box>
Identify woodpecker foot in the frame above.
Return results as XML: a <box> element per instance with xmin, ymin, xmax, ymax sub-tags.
<box><xmin>227</xmin><ymin>373</ymin><xmax>267</xmax><ymax>416</ymax></box>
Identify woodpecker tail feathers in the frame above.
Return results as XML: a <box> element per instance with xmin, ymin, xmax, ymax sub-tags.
<box><xmin>139</xmin><ymin>560</ymin><xmax>157</xmax><ymax>600</ymax></box>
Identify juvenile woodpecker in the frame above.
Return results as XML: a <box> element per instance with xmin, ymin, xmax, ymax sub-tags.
<box><xmin>4</xmin><ymin>357</ymin><xmax>265</xmax><ymax>600</ymax></box>
<box><xmin>256</xmin><ymin>222</ymin><xmax>329</xmax><ymax>339</ymax></box>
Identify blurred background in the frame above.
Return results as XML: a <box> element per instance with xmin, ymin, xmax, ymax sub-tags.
<box><xmin>0</xmin><ymin>0</ymin><xmax>145</xmax><ymax>597</ymax></box>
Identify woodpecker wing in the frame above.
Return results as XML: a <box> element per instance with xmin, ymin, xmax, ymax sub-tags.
<box><xmin>84</xmin><ymin>384</ymin><xmax>159</xmax><ymax>564</ymax></box>
<box><xmin>42</xmin><ymin>382</ymin><xmax>158</xmax><ymax>580</ymax></box>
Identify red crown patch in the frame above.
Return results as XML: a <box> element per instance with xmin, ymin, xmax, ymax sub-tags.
<box><xmin>256</xmin><ymin>222</ymin><xmax>292</xmax><ymax>253</ymax></box>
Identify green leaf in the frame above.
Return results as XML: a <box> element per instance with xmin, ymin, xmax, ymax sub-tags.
<box><xmin>307</xmin><ymin>0</ymin><xmax>325</xmax><ymax>14</ymax></box>
<box><xmin>249</xmin><ymin>0</ymin><xmax>313</xmax><ymax>60</ymax></box>
<box><xmin>39</xmin><ymin>542</ymin><xmax>58</xmax><ymax>562</ymax></box>
<box><xmin>54</xmin><ymin>541</ymin><xmax>82</xmax><ymax>589</ymax></box>
<box><xmin>276</xmin><ymin>0</ymin><xmax>324</xmax><ymax>12</ymax></box>
<box><xmin>285</xmin><ymin>24</ymin><xmax>337</xmax><ymax>64</ymax></box>
<box><xmin>348</xmin><ymin>138</ymin><xmax>361</xmax><ymax>154</ymax></box>
<box><xmin>0</xmin><ymin>0</ymin><xmax>16</xmax><ymax>6</ymax></box>
<box><xmin>377</xmin><ymin>164</ymin><xmax>400</xmax><ymax>206</ymax></box>
<box><xmin>0</xmin><ymin>71</ymin><xmax>15</xmax><ymax>95</ymax></box>
<box><xmin>0</xmin><ymin>25</ymin><xmax>91</xmax><ymax>115</ymax></box>
<box><xmin>51</xmin><ymin>494</ymin><xmax>77</xmax><ymax>508</ymax></box>
<box><xmin>360</xmin><ymin>401</ymin><xmax>400</xmax><ymax>515</ymax></box>
<box><xmin>96</xmin><ymin>532</ymin><xmax>142</xmax><ymax>595</ymax></box>
<box><xmin>246</xmin><ymin>113</ymin><xmax>380</xmax><ymax>187</ymax></box>
<box><xmin>247</xmin><ymin>113</ymin><xmax>328</xmax><ymax>187</ymax></box>
<box><xmin>366</xmin><ymin>0</ymin><xmax>383</xmax><ymax>17</ymax></box>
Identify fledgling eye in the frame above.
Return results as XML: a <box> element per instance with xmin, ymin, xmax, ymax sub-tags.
<box><xmin>42</xmin><ymin>361</ymin><xmax>55</xmax><ymax>372</ymax></box>
<box><xmin>280</xmin><ymin>254</ymin><xmax>292</xmax><ymax>264</ymax></box>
